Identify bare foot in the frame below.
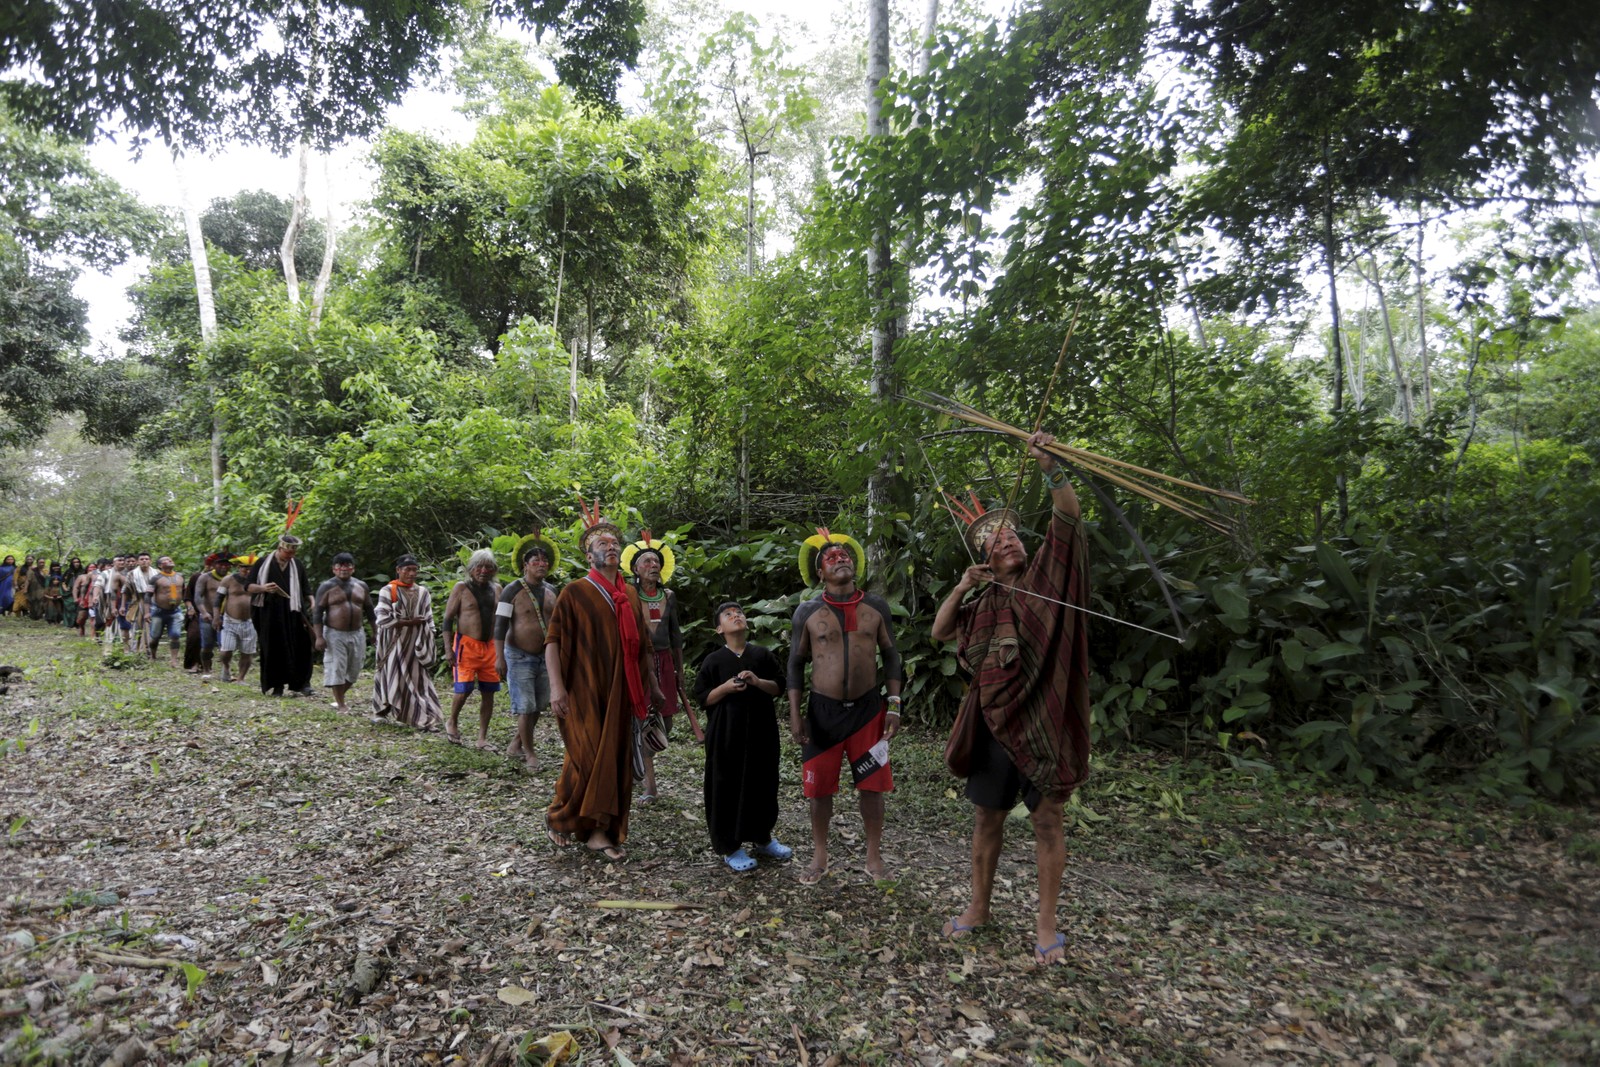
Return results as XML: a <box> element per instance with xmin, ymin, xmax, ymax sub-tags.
<box><xmin>864</xmin><ymin>857</ymin><xmax>893</xmax><ymax>881</ymax></box>
<box><xmin>522</xmin><ymin>757</ymin><xmax>540</xmax><ymax>774</ymax></box>
<box><xmin>475</xmin><ymin>740</ymin><xmax>494</xmax><ymax>752</ymax></box>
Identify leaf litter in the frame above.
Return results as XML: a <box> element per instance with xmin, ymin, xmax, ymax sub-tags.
<box><xmin>0</xmin><ymin>626</ymin><xmax>1596</xmax><ymax>1064</ymax></box>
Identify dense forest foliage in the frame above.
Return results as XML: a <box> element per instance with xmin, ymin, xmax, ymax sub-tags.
<box><xmin>3</xmin><ymin>0</ymin><xmax>1598</xmax><ymax>799</ymax></box>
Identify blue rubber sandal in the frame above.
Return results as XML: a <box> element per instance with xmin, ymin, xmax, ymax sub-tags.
<box><xmin>943</xmin><ymin>916</ymin><xmax>981</xmax><ymax>939</ymax></box>
<box><xmin>752</xmin><ymin>838</ymin><xmax>792</xmax><ymax>860</ymax></box>
<box><xmin>723</xmin><ymin>849</ymin><xmax>757</xmax><ymax>872</ymax></box>
<box><xmin>1034</xmin><ymin>931</ymin><xmax>1067</xmax><ymax>965</ymax></box>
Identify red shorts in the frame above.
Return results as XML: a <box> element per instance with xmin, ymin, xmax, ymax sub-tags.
<box><xmin>452</xmin><ymin>633</ymin><xmax>501</xmax><ymax>693</ymax></box>
<box><xmin>801</xmin><ymin>693</ymin><xmax>893</xmax><ymax>798</ymax></box>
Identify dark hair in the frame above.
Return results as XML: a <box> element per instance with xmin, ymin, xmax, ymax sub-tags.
<box><xmin>332</xmin><ymin>552</ymin><xmax>355</xmax><ymax>566</ymax></box>
<box><xmin>713</xmin><ymin>601</ymin><xmax>743</xmax><ymax>627</ymax></box>
<box><xmin>521</xmin><ymin>544</ymin><xmax>551</xmax><ymax>565</ymax></box>
<box><xmin>394</xmin><ymin>553</ymin><xmax>419</xmax><ymax>569</ymax></box>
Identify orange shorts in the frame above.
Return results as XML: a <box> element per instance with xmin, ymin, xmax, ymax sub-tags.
<box><xmin>452</xmin><ymin>633</ymin><xmax>501</xmax><ymax>693</ymax></box>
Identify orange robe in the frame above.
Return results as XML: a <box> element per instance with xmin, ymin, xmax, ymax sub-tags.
<box><xmin>545</xmin><ymin>579</ymin><xmax>650</xmax><ymax>843</ymax></box>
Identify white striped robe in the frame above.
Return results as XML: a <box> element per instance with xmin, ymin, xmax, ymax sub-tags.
<box><xmin>372</xmin><ymin>581</ymin><xmax>443</xmax><ymax>729</ymax></box>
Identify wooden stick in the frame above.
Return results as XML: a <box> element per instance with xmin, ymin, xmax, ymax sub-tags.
<box><xmin>1006</xmin><ymin>303</ymin><xmax>1082</xmax><ymax>515</ymax></box>
<box><xmin>908</xmin><ymin>392</ymin><xmax>1251</xmax><ymax>519</ymax></box>
<box><xmin>590</xmin><ymin>900</ymin><xmax>702</xmax><ymax>911</ymax></box>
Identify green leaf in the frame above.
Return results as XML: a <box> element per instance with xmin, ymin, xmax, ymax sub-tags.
<box><xmin>1212</xmin><ymin>581</ymin><xmax>1250</xmax><ymax>620</ymax></box>
<box><xmin>179</xmin><ymin>962</ymin><xmax>206</xmax><ymax>1002</ymax></box>
<box><xmin>1570</xmin><ymin>549</ymin><xmax>1592</xmax><ymax>609</ymax></box>
<box><xmin>1140</xmin><ymin>660</ymin><xmax>1171</xmax><ymax>688</ymax></box>
<box><xmin>1305</xmin><ymin>641</ymin><xmax>1363</xmax><ymax>664</ymax></box>
<box><xmin>1279</xmin><ymin>638</ymin><xmax>1306</xmax><ymax>672</ymax></box>
<box><xmin>1314</xmin><ymin>542</ymin><xmax>1361</xmax><ymax>603</ymax></box>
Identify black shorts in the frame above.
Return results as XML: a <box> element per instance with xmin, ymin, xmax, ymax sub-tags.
<box><xmin>965</xmin><ymin>713</ymin><xmax>1042</xmax><ymax>813</ymax></box>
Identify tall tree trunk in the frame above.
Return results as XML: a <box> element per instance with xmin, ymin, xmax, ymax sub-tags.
<box><xmin>1575</xmin><ymin>199</ymin><xmax>1600</xmax><ymax>289</ymax></box>
<box><xmin>864</xmin><ymin>0</ymin><xmax>900</xmax><ymax>589</ymax></box>
<box><xmin>309</xmin><ymin>165</ymin><xmax>337</xmax><ymax>329</ymax></box>
<box><xmin>584</xmin><ymin>285</ymin><xmax>594</xmax><ymax>376</ymax></box>
<box><xmin>739</xmin><ymin>411</ymin><xmax>750</xmax><ymax>531</ymax></box>
<box><xmin>893</xmin><ymin>0</ymin><xmax>939</xmax><ymax>339</ymax></box>
<box><xmin>281</xmin><ymin>140</ymin><xmax>310</xmax><ymax>305</ymax></box>
<box><xmin>281</xmin><ymin>0</ymin><xmax>321</xmax><ymax>308</ymax></box>
<box><xmin>729</xmin><ymin>86</ymin><xmax>764</xmax><ymax>278</ymax></box>
<box><xmin>920</xmin><ymin>0</ymin><xmax>940</xmax><ymax>68</ymax></box>
<box><xmin>173</xmin><ymin>153</ymin><xmax>222</xmax><ymax>513</ymax></box>
<box><xmin>569</xmin><ymin>336</ymin><xmax>580</xmax><ymax>445</ymax></box>
<box><xmin>1347</xmin><ymin>296</ymin><xmax>1364</xmax><ymax>408</ymax></box>
<box><xmin>1321</xmin><ymin>135</ymin><xmax>1348</xmax><ymax>524</ymax></box>
<box><xmin>1364</xmin><ymin>255</ymin><xmax>1413</xmax><ymax>425</ymax></box>
<box><xmin>1414</xmin><ymin>201</ymin><xmax>1433</xmax><ymax>416</ymax></box>
<box><xmin>552</xmin><ymin>200</ymin><xmax>568</xmax><ymax>335</ymax></box>
<box><xmin>1175</xmin><ymin>246</ymin><xmax>1209</xmax><ymax>351</ymax></box>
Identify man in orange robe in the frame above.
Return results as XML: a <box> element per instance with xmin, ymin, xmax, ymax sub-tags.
<box><xmin>545</xmin><ymin>515</ymin><xmax>664</xmax><ymax>860</ymax></box>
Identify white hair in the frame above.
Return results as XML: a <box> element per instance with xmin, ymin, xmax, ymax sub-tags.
<box><xmin>467</xmin><ymin>548</ymin><xmax>497</xmax><ymax>571</ymax></box>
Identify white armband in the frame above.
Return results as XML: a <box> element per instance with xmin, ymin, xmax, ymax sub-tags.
<box><xmin>495</xmin><ymin>601</ymin><xmax>514</xmax><ymax>618</ymax></box>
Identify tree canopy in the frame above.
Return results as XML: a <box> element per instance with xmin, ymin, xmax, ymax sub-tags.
<box><xmin>0</xmin><ymin>0</ymin><xmax>645</xmax><ymax>151</ymax></box>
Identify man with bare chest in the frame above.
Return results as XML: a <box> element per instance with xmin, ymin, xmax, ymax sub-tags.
<box><xmin>313</xmin><ymin>553</ymin><xmax>371</xmax><ymax>713</ymax></box>
<box><xmin>214</xmin><ymin>556</ymin><xmax>259</xmax><ymax>684</ymax></box>
<box><xmin>192</xmin><ymin>554</ymin><xmax>229</xmax><ymax>677</ymax></box>
<box><xmin>149</xmin><ymin>557</ymin><xmax>186</xmax><ymax>668</ymax></box>
<box><xmin>495</xmin><ymin>542</ymin><xmax>558</xmax><ymax>771</ymax></box>
<box><xmin>444</xmin><ymin>549</ymin><xmax>502</xmax><ymax>748</ymax></box>
<box><xmin>71</xmin><ymin>565</ymin><xmax>95</xmax><ymax>637</ymax></box>
<box><xmin>787</xmin><ymin>531</ymin><xmax>903</xmax><ymax>884</ymax></box>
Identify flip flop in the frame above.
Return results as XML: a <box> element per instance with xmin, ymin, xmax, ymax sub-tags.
<box><xmin>943</xmin><ymin>916</ymin><xmax>982</xmax><ymax>939</ymax></box>
<box><xmin>585</xmin><ymin>843</ymin><xmax>625</xmax><ymax>862</ymax></box>
<box><xmin>1034</xmin><ymin>932</ymin><xmax>1067</xmax><ymax>966</ymax></box>
<box><xmin>798</xmin><ymin>865</ymin><xmax>829</xmax><ymax>886</ymax></box>
<box><xmin>752</xmin><ymin>839</ymin><xmax>792</xmax><ymax>860</ymax></box>
<box><xmin>444</xmin><ymin>731</ymin><xmax>463</xmax><ymax>745</ymax></box>
<box><xmin>723</xmin><ymin>849</ymin><xmax>757</xmax><ymax>872</ymax></box>
<box><xmin>546</xmin><ymin>828</ymin><xmax>574</xmax><ymax>848</ymax></box>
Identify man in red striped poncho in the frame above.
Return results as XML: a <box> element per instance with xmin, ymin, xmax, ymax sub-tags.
<box><xmin>931</xmin><ymin>430</ymin><xmax>1091</xmax><ymax>967</ymax></box>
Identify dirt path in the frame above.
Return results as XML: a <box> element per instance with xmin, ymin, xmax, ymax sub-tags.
<box><xmin>2</xmin><ymin>618</ymin><xmax>1596</xmax><ymax>1064</ymax></box>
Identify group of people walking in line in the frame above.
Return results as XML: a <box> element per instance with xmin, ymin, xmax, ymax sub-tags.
<box><xmin>5</xmin><ymin>432</ymin><xmax>1091</xmax><ymax>965</ymax></box>
<box><xmin>0</xmin><ymin>555</ymin><xmax>81</xmax><ymax>625</ymax></box>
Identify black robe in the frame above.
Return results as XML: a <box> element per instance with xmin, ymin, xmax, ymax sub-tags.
<box><xmin>182</xmin><ymin>571</ymin><xmax>203</xmax><ymax>669</ymax></box>
<box><xmin>693</xmin><ymin>644</ymin><xmax>783</xmax><ymax>856</ymax></box>
<box><xmin>248</xmin><ymin>552</ymin><xmax>313</xmax><ymax>694</ymax></box>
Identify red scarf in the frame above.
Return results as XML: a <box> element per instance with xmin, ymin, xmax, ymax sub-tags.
<box><xmin>588</xmin><ymin>568</ymin><xmax>648</xmax><ymax>719</ymax></box>
<box><xmin>822</xmin><ymin>589</ymin><xmax>865</xmax><ymax>633</ymax></box>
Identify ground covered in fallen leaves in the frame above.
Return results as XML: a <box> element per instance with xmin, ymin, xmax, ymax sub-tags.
<box><xmin>2</xmin><ymin>617</ymin><xmax>1597</xmax><ymax>1066</ymax></box>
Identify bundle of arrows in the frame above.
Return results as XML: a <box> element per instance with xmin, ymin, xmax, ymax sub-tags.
<box><xmin>906</xmin><ymin>388</ymin><xmax>1253</xmax><ymax>537</ymax></box>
